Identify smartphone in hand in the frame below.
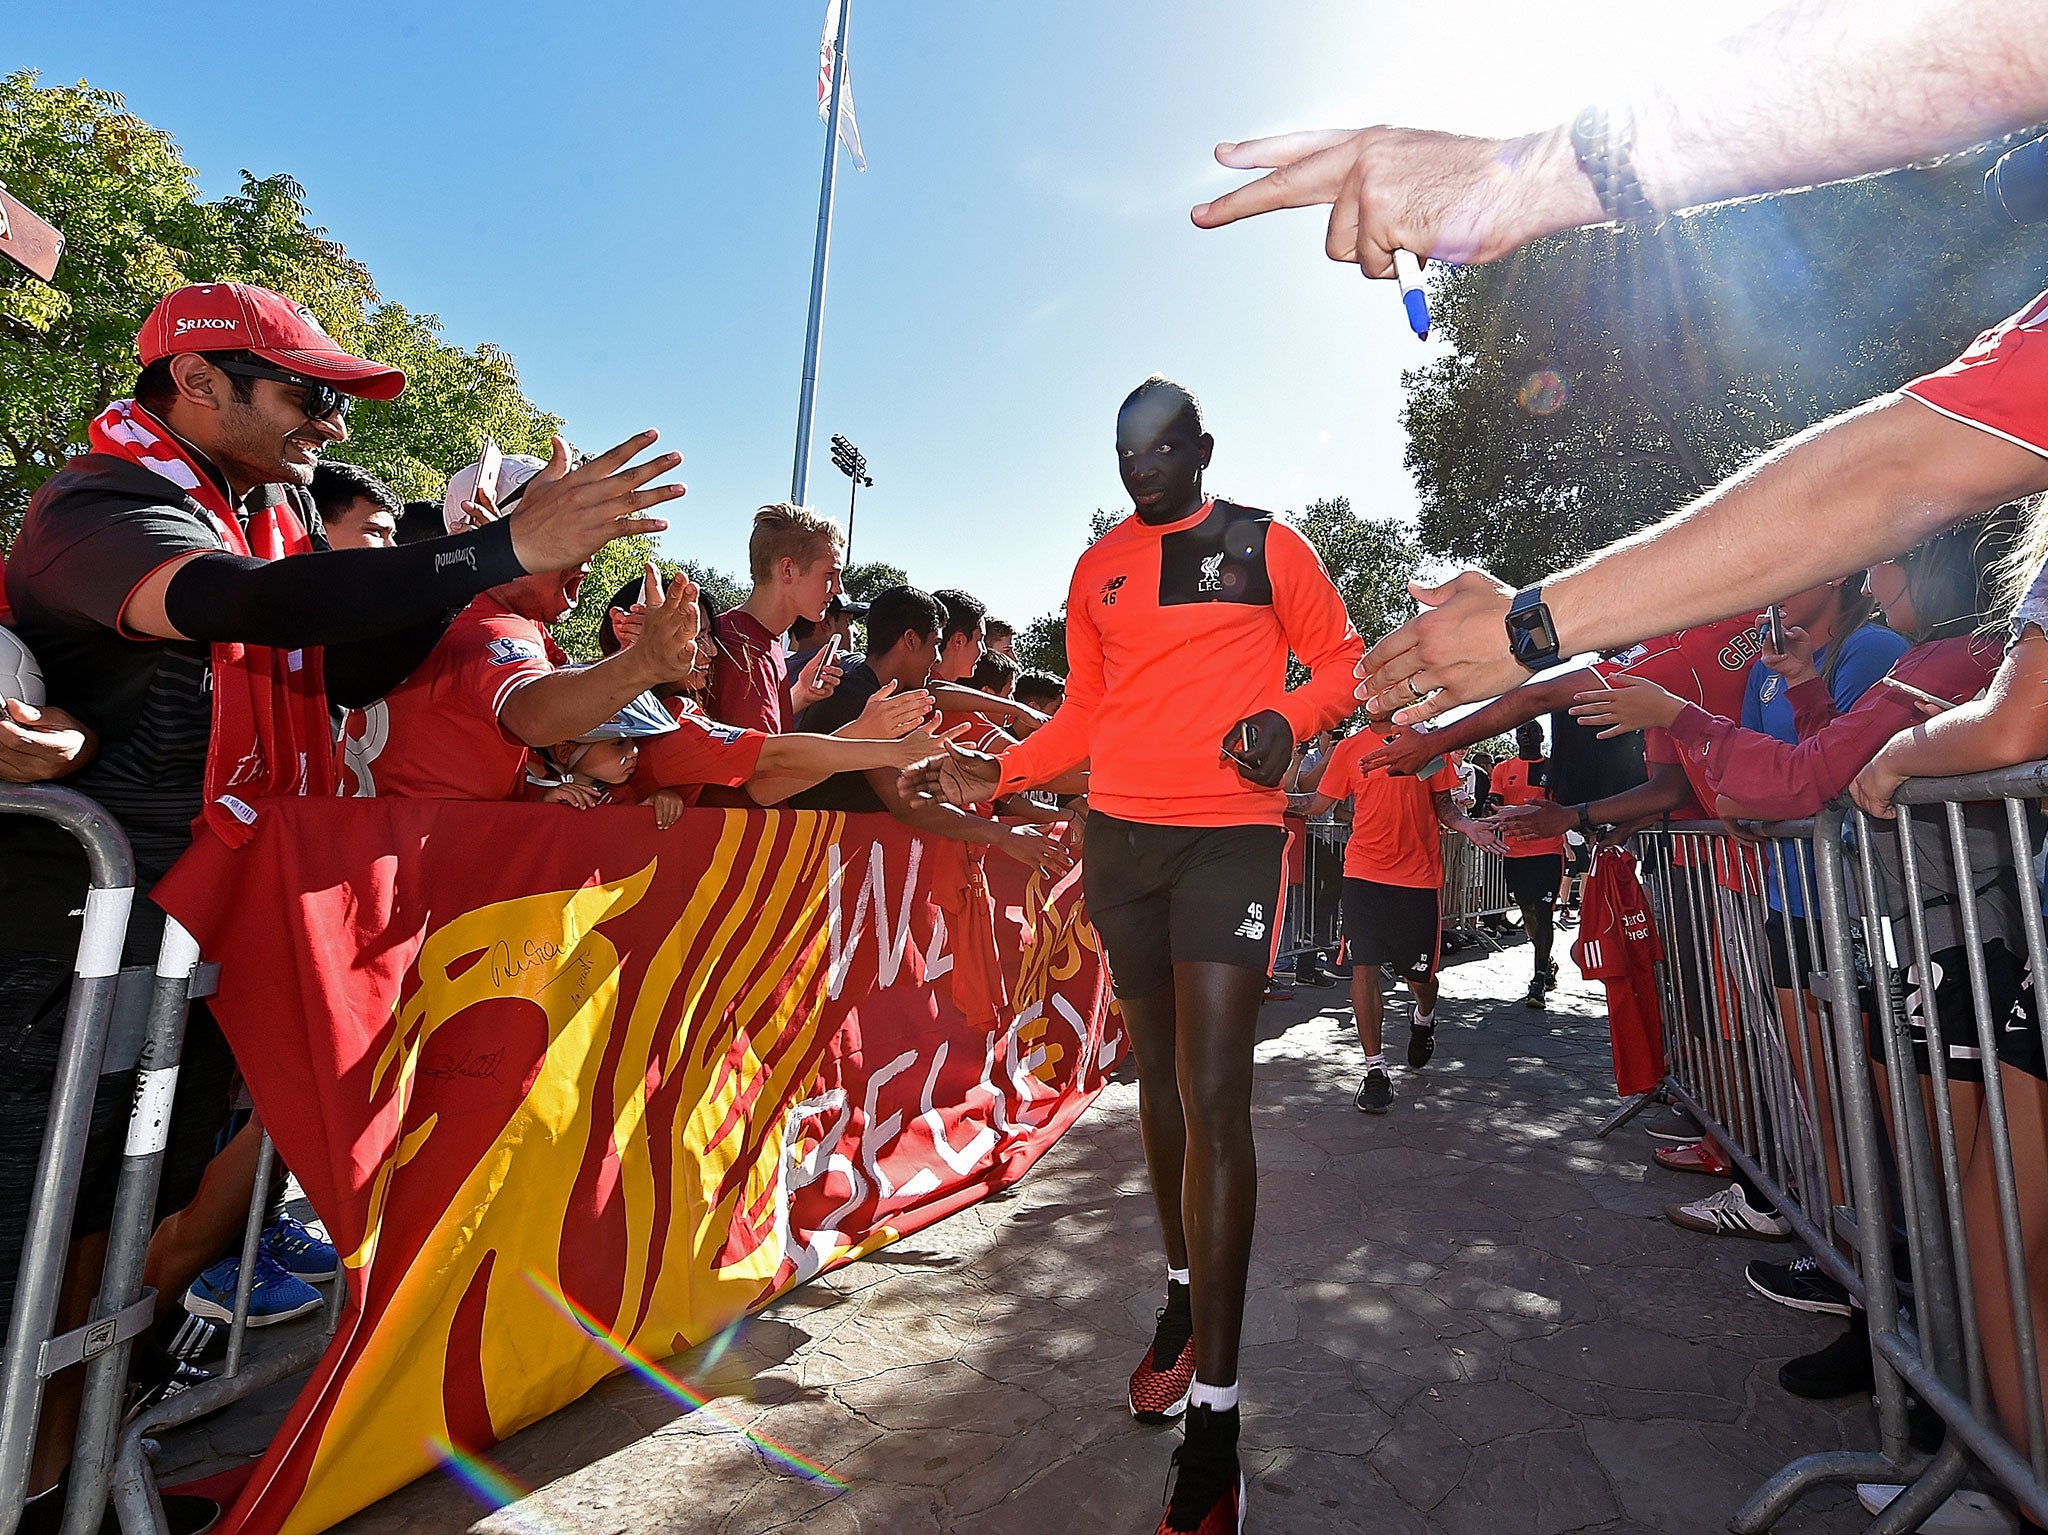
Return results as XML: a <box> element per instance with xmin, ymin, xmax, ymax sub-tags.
<box><xmin>473</xmin><ymin>437</ymin><xmax>503</xmax><ymax>511</ymax></box>
<box><xmin>1223</xmin><ymin>720</ymin><xmax>1260</xmax><ymax>773</ymax></box>
<box><xmin>1878</xmin><ymin>674</ymin><xmax>1953</xmax><ymax>712</ymax></box>
<box><xmin>1764</xmin><ymin>603</ymin><xmax>1786</xmax><ymax>653</ymax></box>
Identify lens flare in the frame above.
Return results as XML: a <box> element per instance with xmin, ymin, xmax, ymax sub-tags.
<box><xmin>1517</xmin><ymin>368</ymin><xmax>1569</xmax><ymax>417</ymax></box>
<box><xmin>427</xmin><ymin>1436</ymin><xmax>589</xmax><ymax>1535</ymax></box>
<box><xmin>522</xmin><ymin>1269</ymin><xmax>847</xmax><ymax>1490</ymax></box>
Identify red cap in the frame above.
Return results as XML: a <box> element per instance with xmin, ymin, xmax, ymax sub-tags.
<box><xmin>135</xmin><ymin>283</ymin><xmax>406</xmax><ymax>400</ymax></box>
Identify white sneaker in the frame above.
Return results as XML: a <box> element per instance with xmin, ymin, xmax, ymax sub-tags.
<box><xmin>1856</xmin><ymin>1483</ymin><xmax>2020</xmax><ymax>1533</ymax></box>
<box><xmin>1664</xmin><ymin>1182</ymin><xmax>1792</xmax><ymax>1240</ymax></box>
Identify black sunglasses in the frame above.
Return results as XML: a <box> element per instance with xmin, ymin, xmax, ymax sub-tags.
<box><xmin>206</xmin><ymin>355</ymin><xmax>352</xmax><ymax>422</ymax></box>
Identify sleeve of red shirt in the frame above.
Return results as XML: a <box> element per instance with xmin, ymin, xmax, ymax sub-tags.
<box><xmin>1786</xmin><ymin>677</ymin><xmax>1841</xmax><ymax>738</ymax></box>
<box><xmin>1661</xmin><ymin>638</ymin><xmax>1999</xmax><ymax>819</ymax></box>
<box><xmin>465</xmin><ymin>613</ymin><xmax>560</xmax><ymax>729</ymax></box>
<box><xmin>997</xmin><ymin>568</ymin><xmax>1099</xmax><ymax>793</ymax></box>
<box><xmin>1901</xmin><ymin>290</ymin><xmax>2048</xmax><ymax>457</ymax></box>
<box><xmin>1268</xmin><ymin>524</ymin><xmax>1365</xmax><ymax>743</ymax></box>
<box><xmin>628</xmin><ymin>713</ymin><xmax>768</xmax><ymax>796</ymax></box>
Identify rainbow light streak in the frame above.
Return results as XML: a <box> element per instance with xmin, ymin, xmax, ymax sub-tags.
<box><xmin>427</xmin><ymin>1435</ymin><xmax>588</xmax><ymax>1535</ymax></box>
<box><xmin>522</xmin><ymin>1269</ymin><xmax>847</xmax><ymax>1490</ymax></box>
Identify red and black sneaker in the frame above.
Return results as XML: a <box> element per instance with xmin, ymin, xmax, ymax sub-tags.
<box><xmin>1157</xmin><ymin>1405</ymin><xmax>1244</xmax><ymax>1533</ymax></box>
<box><xmin>1129</xmin><ymin>1289</ymin><xmax>1196</xmax><ymax>1422</ymax></box>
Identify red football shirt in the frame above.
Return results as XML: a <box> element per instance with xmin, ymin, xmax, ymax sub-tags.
<box><xmin>1320</xmin><ymin>732</ymin><xmax>1460</xmax><ymax>887</ymax></box>
<box><xmin>1489</xmin><ymin>754</ymin><xmax>1566</xmax><ymax>857</ymax></box>
<box><xmin>1904</xmin><ymin>288</ymin><xmax>2048</xmax><ymax>455</ymax></box>
<box><xmin>1592</xmin><ymin>616</ymin><xmax>1763</xmax><ymax>816</ymax></box>
<box><xmin>342</xmin><ymin>596</ymin><xmax>563</xmax><ymax>801</ymax></box>
<box><xmin>710</xmin><ymin>607</ymin><xmax>791</xmax><ymax>734</ymax></box>
<box><xmin>1572</xmin><ymin>848</ymin><xmax>1666</xmax><ymax>1096</ymax></box>
<box><xmin>624</xmin><ymin>697</ymin><xmax>768</xmax><ymax>808</ymax></box>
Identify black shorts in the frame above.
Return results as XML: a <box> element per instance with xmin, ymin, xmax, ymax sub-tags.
<box><xmin>0</xmin><ymin>953</ymin><xmax>238</xmax><ymax>1315</ymax></box>
<box><xmin>1864</xmin><ymin>938</ymin><xmax>2045</xmax><ymax>1084</ymax></box>
<box><xmin>1565</xmin><ymin>840</ymin><xmax>1592</xmax><ymax>878</ymax></box>
<box><xmin>1082</xmin><ymin>813</ymin><xmax>1286</xmax><ymax>998</ymax></box>
<box><xmin>1340</xmin><ymin>878</ymin><xmax>1440</xmax><ymax>983</ymax></box>
<box><xmin>1505</xmin><ymin>854</ymin><xmax>1563</xmax><ymax>909</ymax></box>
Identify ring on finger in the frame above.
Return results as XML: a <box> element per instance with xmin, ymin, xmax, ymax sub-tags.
<box><xmin>1405</xmin><ymin>677</ymin><xmax>1426</xmax><ymax>703</ymax></box>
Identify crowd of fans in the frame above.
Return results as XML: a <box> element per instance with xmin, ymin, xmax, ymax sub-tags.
<box><xmin>0</xmin><ymin>281</ymin><xmax>1086</xmax><ymax>1534</ymax></box>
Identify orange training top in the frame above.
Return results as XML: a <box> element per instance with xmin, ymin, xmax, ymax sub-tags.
<box><xmin>1489</xmin><ymin>755</ymin><xmax>1567</xmax><ymax>857</ymax></box>
<box><xmin>1320</xmin><ymin>733</ymin><xmax>1460</xmax><ymax>887</ymax></box>
<box><xmin>997</xmin><ymin>499</ymin><xmax>1363</xmax><ymax>827</ymax></box>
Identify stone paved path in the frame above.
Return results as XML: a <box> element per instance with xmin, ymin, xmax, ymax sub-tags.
<box><xmin>167</xmin><ymin>935</ymin><xmax>1875</xmax><ymax>1533</ymax></box>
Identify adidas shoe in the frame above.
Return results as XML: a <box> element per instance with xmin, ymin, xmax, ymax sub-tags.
<box><xmin>1129</xmin><ymin>1288</ymin><xmax>1196</xmax><ymax>1423</ymax></box>
<box><xmin>261</xmin><ymin>1214</ymin><xmax>338</xmax><ymax>1282</ymax></box>
<box><xmin>184</xmin><ymin>1251</ymin><xmax>323</xmax><ymax>1327</ymax></box>
<box><xmin>1354</xmin><ymin>1067</ymin><xmax>1393</xmax><ymax>1115</ymax></box>
<box><xmin>1157</xmin><ymin>1404</ymin><xmax>1244</xmax><ymax>1534</ymax></box>
<box><xmin>1747</xmin><ymin>1254</ymin><xmax>1853</xmax><ymax>1316</ymax></box>
<box><xmin>1665</xmin><ymin>1183</ymin><xmax>1792</xmax><ymax>1240</ymax></box>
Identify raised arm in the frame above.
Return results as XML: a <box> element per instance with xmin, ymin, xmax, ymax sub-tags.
<box><xmin>1194</xmin><ymin>0</ymin><xmax>2048</xmax><ymax>275</ymax></box>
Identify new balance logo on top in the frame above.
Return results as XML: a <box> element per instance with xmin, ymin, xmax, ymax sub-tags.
<box><xmin>1234</xmin><ymin>902</ymin><xmax>1267</xmax><ymax>941</ymax></box>
<box><xmin>1196</xmin><ymin>552</ymin><xmax>1225</xmax><ymax>593</ymax></box>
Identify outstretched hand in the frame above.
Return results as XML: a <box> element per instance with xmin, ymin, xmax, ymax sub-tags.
<box><xmin>506</xmin><ymin>432</ymin><xmax>688</xmax><ymax>574</ymax></box>
<box><xmin>1357</xmin><ymin>570</ymin><xmax>1527</xmax><ymax>724</ymax></box>
<box><xmin>1192</xmin><ymin>124</ymin><xmax>1598</xmax><ymax>277</ymax></box>
<box><xmin>900</xmin><ymin>738</ymin><xmax>1003</xmax><ymax>807</ymax></box>
<box><xmin>631</xmin><ymin>564</ymin><xmax>701</xmax><ymax>686</ymax></box>
<box><xmin>1569</xmin><ymin>674</ymin><xmax>1687</xmax><ymax>739</ymax></box>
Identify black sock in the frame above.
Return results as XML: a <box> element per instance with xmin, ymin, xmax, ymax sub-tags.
<box><xmin>1163</xmin><ymin>1277</ymin><xmax>1191</xmax><ymax>1320</ymax></box>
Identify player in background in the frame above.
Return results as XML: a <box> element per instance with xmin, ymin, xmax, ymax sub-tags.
<box><xmin>1488</xmin><ymin>720</ymin><xmax>1568</xmax><ymax>1009</ymax></box>
<box><xmin>901</xmin><ymin>377</ymin><xmax>1362</xmax><ymax>1535</ymax></box>
<box><xmin>1295</xmin><ymin>717</ymin><xmax>1502</xmax><ymax>1113</ymax></box>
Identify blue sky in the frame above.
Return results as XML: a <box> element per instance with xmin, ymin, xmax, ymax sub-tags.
<box><xmin>20</xmin><ymin>0</ymin><xmax>1776</xmax><ymax>630</ymax></box>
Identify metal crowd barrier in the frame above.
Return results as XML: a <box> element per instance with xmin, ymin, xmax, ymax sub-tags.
<box><xmin>1275</xmin><ymin>815</ymin><xmax>1522</xmax><ymax>972</ymax></box>
<box><xmin>1635</xmin><ymin>770</ymin><xmax>2048</xmax><ymax>1533</ymax></box>
<box><xmin>0</xmin><ymin>786</ymin><xmax>336</xmax><ymax>1535</ymax></box>
<box><xmin>1440</xmin><ymin>830</ymin><xmax>1516</xmax><ymax>935</ymax></box>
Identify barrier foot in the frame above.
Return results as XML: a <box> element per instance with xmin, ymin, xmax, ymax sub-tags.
<box><xmin>1729</xmin><ymin>1450</ymin><xmax>1909</xmax><ymax>1534</ymax></box>
<box><xmin>1595</xmin><ymin>1086</ymin><xmax>1664</xmax><ymax>1139</ymax></box>
<box><xmin>1863</xmin><ymin>1443</ymin><xmax>1971</xmax><ymax>1535</ymax></box>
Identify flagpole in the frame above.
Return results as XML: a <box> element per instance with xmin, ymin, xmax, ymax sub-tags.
<box><xmin>792</xmin><ymin>0</ymin><xmax>854</xmax><ymax>505</ymax></box>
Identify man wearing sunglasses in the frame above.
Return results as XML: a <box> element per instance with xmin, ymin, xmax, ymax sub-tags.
<box><xmin>0</xmin><ymin>281</ymin><xmax>685</xmax><ymax>1530</ymax></box>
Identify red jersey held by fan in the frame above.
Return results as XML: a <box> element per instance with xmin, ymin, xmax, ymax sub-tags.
<box><xmin>1573</xmin><ymin>848</ymin><xmax>1666</xmax><ymax>1096</ymax></box>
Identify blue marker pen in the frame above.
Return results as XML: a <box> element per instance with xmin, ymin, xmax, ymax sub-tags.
<box><xmin>1392</xmin><ymin>248</ymin><xmax>1430</xmax><ymax>339</ymax></box>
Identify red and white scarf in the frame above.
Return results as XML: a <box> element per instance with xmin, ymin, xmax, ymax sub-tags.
<box><xmin>87</xmin><ymin>399</ymin><xmax>337</xmax><ymax>847</ymax></box>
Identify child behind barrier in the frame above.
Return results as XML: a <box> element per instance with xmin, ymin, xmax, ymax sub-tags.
<box><xmin>1848</xmin><ymin>505</ymin><xmax>2048</xmax><ymax>1450</ymax></box>
<box><xmin>1578</xmin><ymin>518</ymin><xmax>2034</xmax><ymax>1419</ymax></box>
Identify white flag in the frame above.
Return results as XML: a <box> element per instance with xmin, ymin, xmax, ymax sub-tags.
<box><xmin>818</xmin><ymin>0</ymin><xmax>866</xmax><ymax>171</ymax></box>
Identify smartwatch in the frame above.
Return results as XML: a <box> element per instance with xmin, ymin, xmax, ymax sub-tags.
<box><xmin>1576</xmin><ymin>802</ymin><xmax>1595</xmax><ymax>834</ymax></box>
<box><xmin>1505</xmin><ymin>587</ymin><xmax>1562</xmax><ymax>672</ymax></box>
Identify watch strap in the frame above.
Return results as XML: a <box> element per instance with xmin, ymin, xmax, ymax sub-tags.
<box><xmin>1569</xmin><ymin>106</ymin><xmax>1657</xmax><ymax>224</ymax></box>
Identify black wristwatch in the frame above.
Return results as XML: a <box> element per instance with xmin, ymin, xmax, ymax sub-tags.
<box><xmin>1576</xmin><ymin>802</ymin><xmax>1595</xmax><ymax>834</ymax></box>
<box><xmin>1505</xmin><ymin>587</ymin><xmax>1562</xmax><ymax>671</ymax></box>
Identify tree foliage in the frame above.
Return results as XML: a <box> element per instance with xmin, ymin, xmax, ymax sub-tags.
<box><xmin>0</xmin><ymin>71</ymin><xmax>559</xmax><ymax>545</ymax></box>
<box><xmin>1402</xmin><ymin>144</ymin><xmax>2048</xmax><ymax>586</ymax></box>
<box><xmin>842</xmin><ymin>561</ymin><xmax>908</xmax><ymax>602</ymax></box>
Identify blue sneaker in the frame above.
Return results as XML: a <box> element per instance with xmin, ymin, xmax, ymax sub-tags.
<box><xmin>183</xmin><ymin>1252</ymin><xmax>322</xmax><ymax>1327</ymax></box>
<box><xmin>261</xmin><ymin>1214</ymin><xmax>338</xmax><ymax>1282</ymax></box>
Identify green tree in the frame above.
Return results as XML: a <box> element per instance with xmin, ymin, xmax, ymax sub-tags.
<box><xmin>842</xmin><ymin>561</ymin><xmax>908</xmax><ymax>602</ymax></box>
<box><xmin>1402</xmin><ymin>144</ymin><xmax>2048</xmax><ymax>586</ymax></box>
<box><xmin>553</xmin><ymin>534</ymin><xmax>658</xmax><ymax>662</ymax></box>
<box><xmin>1015</xmin><ymin>611</ymin><xmax>1068</xmax><ymax>676</ymax></box>
<box><xmin>1286</xmin><ymin>495</ymin><xmax>1420</xmax><ymax>648</ymax></box>
<box><xmin>0</xmin><ymin>71</ymin><xmax>559</xmax><ymax>543</ymax></box>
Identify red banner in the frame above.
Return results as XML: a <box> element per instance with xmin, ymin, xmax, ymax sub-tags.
<box><xmin>154</xmin><ymin>800</ymin><xmax>1119</xmax><ymax>1535</ymax></box>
